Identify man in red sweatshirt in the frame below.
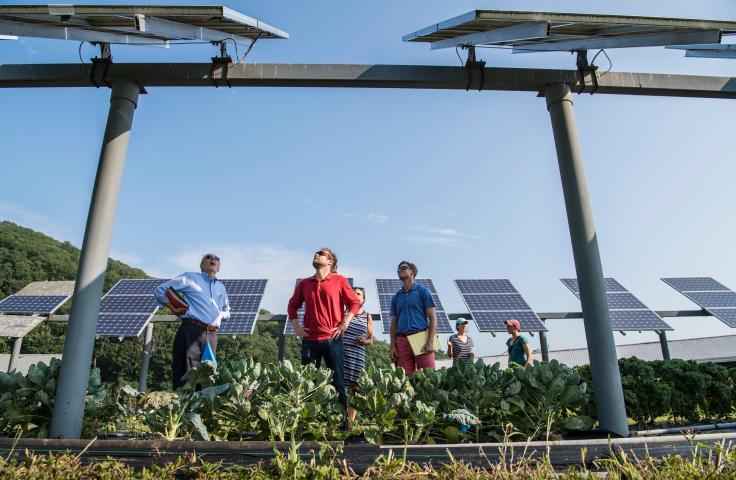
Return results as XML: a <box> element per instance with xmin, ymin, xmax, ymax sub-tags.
<box><xmin>287</xmin><ymin>247</ymin><xmax>361</xmax><ymax>415</ymax></box>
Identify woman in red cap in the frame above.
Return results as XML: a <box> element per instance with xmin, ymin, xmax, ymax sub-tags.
<box><xmin>505</xmin><ymin>319</ymin><xmax>533</xmax><ymax>367</ymax></box>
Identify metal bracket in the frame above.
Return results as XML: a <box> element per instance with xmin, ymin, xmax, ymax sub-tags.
<box><xmin>574</xmin><ymin>49</ymin><xmax>598</xmax><ymax>95</ymax></box>
<box><xmin>463</xmin><ymin>46</ymin><xmax>486</xmax><ymax>91</ymax></box>
<box><xmin>89</xmin><ymin>42</ymin><xmax>112</xmax><ymax>88</ymax></box>
<box><xmin>210</xmin><ymin>41</ymin><xmax>233</xmax><ymax>88</ymax></box>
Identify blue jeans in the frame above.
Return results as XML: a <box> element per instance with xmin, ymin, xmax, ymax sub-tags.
<box><xmin>301</xmin><ymin>338</ymin><xmax>347</xmax><ymax>408</ymax></box>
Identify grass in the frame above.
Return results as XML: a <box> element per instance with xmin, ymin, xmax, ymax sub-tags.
<box><xmin>1</xmin><ymin>438</ymin><xmax>736</xmax><ymax>479</ymax></box>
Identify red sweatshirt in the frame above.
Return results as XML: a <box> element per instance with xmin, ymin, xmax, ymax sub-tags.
<box><xmin>287</xmin><ymin>273</ymin><xmax>361</xmax><ymax>340</ymax></box>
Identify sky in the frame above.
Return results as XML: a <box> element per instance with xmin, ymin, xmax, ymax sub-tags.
<box><xmin>1</xmin><ymin>0</ymin><xmax>735</xmax><ymax>357</ymax></box>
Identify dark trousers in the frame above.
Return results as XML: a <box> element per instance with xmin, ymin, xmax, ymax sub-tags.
<box><xmin>172</xmin><ymin>321</ymin><xmax>217</xmax><ymax>389</ymax></box>
<box><xmin>301</xmin><ymin>338</ymin><xmax>347</xmax><ymax>408</ymax></box>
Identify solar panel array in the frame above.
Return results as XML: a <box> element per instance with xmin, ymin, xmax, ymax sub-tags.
<box><xmin>454</xmin><ymin>279</ymin><xmax>547</xmax><ymax>332</ymax></box>
<box><xmin>284</xmin><ymin>277</ymin><xmax>354</xmax><ymax>335</ymax></box>
<box><xmin>662</xmin><ymin>277</ymin><xmax>736</xmax><ymax>328</ymax></box>
<box><xmin>375</xmin><ymin>279</ymin><xmax>454</xmax><ymax>334</ymax></box>
<box><xmin>218</xmin><ymin>279</ymin><xmax>267</xmax><ymax>335</ymax></box>
<box><xmin>561</xmin><ymin>277</ymin><xmax>672</xmax><ymax>331</ymax></box>
<box><xmin>98</xmin><ymin>278</ymin><xmax>267</xmax><ymax>336</ymax></box>
<box><xmin>97</xmin><ymin>279</ymin><xmax>164</xmax><ymax>337</ymax></box>
<box><xmin>0</xmin><ymin>295</ymin><xmax>69</xmax><ymax>315</ymax></box>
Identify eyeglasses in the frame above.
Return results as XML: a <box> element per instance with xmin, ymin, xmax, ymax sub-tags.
<box><xmin>398</xmin><ymin>265</ymin><xmax>410</xmax><ymax>272</ymax></box>
<box><xmin>204</xmin><ymin>254</ymin><xmax>220</xmax><ymax>262</ymax></box>
<box><xmin>315</xmin><ymin>250</ymin><xmax>330</xmax><ymax>258</ymax></box>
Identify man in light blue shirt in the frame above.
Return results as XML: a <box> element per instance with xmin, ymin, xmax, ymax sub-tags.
<box><xmin>154</xmin><ymin>253</ymin><xmax>229</xmax><ymax>389</ymax></box>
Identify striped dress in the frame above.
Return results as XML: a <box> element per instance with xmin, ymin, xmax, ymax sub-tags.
<box><xmin>343</xmin><ymin>311</ymin><xmax>369</xmax><ymax>384</ymax></box>
<box><xmin>449</xmin><ymin>334</ymin><xmax>474</xmax><ymax>366</ymax></box>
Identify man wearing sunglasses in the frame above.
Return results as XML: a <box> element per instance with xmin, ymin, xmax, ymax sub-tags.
<box><xmin>389</xmin><ymin>260</ymin><xmax>437</xmax><ymax>374</ymax></box>
<box><xmin>287</xmin><ymin>247</ymin><xmax>361</xmax><ymax>419</ymax></box>
<box><xmin>154</xmin><ymin>253</ymin><xmax>229</xmax><ymax>389</ymax></box>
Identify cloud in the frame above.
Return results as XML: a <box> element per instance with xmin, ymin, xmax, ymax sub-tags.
<box><xmin>410</xmin><ymin>226</ymin><xmax>483</xmax><ymax>239</ymax></box>
<box><xmin>110</xmin><ymin>249</ymin><xmax>144</xmax><ymax>267</ymax></box>
<box><xmin>367</xmin><ymin>213</ymin><xmax>389</xmax><ymax>224</ymax></box>
<box><xmin>163</xmin><ymin>243</ymin><xmax>383</xmax><ymax>316</ymax></box>
<box><xmin>405</xmin><ymin>226</ymin><xmax>483</xmax><ymax>247</ymax></box>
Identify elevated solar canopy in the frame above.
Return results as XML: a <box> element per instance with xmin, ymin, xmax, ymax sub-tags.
<box><xmin>0</xmin><ymin>315</ymin><xmax>46</xmax><ymax>338</ymax></box>
<box><xmin>0</xmin><ymin>4</ymin><xmax>288</xmax><ymax>46</ymax></box>
<box><xmin>98</xmin><ymin>278</ymin><xmax>266</xmax><ymax>337</ymax></box>
<box><xmin>375</xmin><ymin>279</ymin><xmax>454</xmax><ymax>334</ymax></box>
<box><xmin>662</xmin><ymin>277</ymin><xmax>736</xmax><ymax>328</ymax></box>
<box><xmin>667</xmin><ymin>44</ymin><xmax>736</xmax><ymax>59</ymax></box>
<box><xmin>454</xmin><ymin>279</ymin><xmax>547</xmax><ymax>332</ymax></box>
<box><xmin>284</xmin><ymin>278</ymin><xmax>353</xmax><ymax>335</ymax></box>
<box><xmin>403</xmin><ymin>10</ymin><xmax>736</xmax><ymax>52</ymax></box>
<box><xmin>561</xmin><ymin>277</ymin><xmax>672</xmax><ymax>331</ymax></box>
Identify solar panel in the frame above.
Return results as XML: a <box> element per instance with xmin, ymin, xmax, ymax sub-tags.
<box><xmin>228</xmin><ymin>295</ymin><xmax>262</xmax><ymax>313</ymax></box>
<box><xmin>709</xmin><ymin>309</ymin><xmax>736</xmax><ymax>327</ymax></box>
<box><xmin>561</xmin><ymin>277</ymin><xmax>672</xmax><ymax>331</ymax></box>
<box><xmin>96</xmin><ymin>314</ymin><xmax>151</xmax><ymax>337</ymax></box>
<box><xmin>454</xmin><ymin>279</ymin><xmax>547</xmax><ymax>332</ymax></box>
<box><xmin>0</xmin><ymin>5</ymin><xmax>288</xmax><ymax>46</ymax></box>
<box><xmin>683</xmin><ymin>291</ymin><xmax>736</xmax><ymax>309</ymax></box>
<box><xmin>219</xmin><ymin>313</ymin><xmax>258</xmax><ymax>335</ymax></box>
<box><xmin>108</xmin><ymin>279</ymin><xmax>168</xmax><ymax>295</ymax></box>
<box><xmin>662</xmin><ymin>277</ymin><xmax>729</xmax><ymax>292</ymax></box>
<box><xmin>455</xmin><ymin>279</ymin><xmax>517</xmax><ymax>294</ymax></box>
<box><xmin>99</xmin><ymin>295</ymin><xmax>159</xmax><ymax>313</ymax></box>
<box><xmin>284</xmin><ymin>277</ymin><xmax>354</xmax><ymax>335</ymax></box>
<box><xmin>662</xmin><ymin>277</ymin><xmax>736</xmax><ymax>328</ymax></box>
<box><xmin>403</xmin><ymin>10</ymin><xmax>735</xmax><ymax>52</ymax></box>
<box><xmin>374</xmin><ymin>278</ymin><xmax>453</xmax><ymax>334</ymax></box>
<box><xmin>221</xmin><ymin>279</ymin><xmax>267</xmax><ymax>295</ymax></box>
<box><xmin>0</xmin><ymin>295</ymin><xmax>69</xmax><ymax>314</ymax></box>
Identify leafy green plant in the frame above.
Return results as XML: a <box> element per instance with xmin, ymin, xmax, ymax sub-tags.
<box><xmin>505</xmin><ymin>360</ymin><xmax>593</xmax><ymax>438</ymax></box>
<box><xmin>0</xmin><ymin>358</ymin><xmax>106</xmax><ymax>438</ymax></box>
<box><xmin>617</xmin><ymin>357</ymin><xmax>672</xmax><ymax>426</ymax></box>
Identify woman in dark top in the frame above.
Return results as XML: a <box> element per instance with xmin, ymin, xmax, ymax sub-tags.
<box><xmin>447</xmin><ymin>318</ymin><xmax>474</xmax><ymax>366</ymax></box>
<box><xmin>505</xmin><ymin>318</ymin><xmax>533</xmax><ymax>367</ymax></box>
<box><xmin>343</xmin><ymin>286</ymin><xmax>373</xmax><ymax>423</ymax></box>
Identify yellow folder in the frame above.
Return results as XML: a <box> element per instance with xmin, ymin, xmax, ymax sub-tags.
<box><xmin>407</xmin><ymin>330</ymin><xmax>440</xmax><ymax>356</ymax></box>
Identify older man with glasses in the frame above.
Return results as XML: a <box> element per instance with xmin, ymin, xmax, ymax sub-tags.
<box><xmin>287</xmin><ymin>247</ymin><xmax>361</xmax><ymax>425</ymax></box>
<box><xmin>389</xmin><ymin>260</ymin><xmax>437</xmax><ymax>375</ymax></box>
<box><xmin>154</xmin><ymin>253</ymin><xmax>230</xmax><ymax>389</ymax></box>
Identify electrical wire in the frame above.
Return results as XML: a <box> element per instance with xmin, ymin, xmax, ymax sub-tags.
<box><xmin>591</xmin><ymin>48</ymin><xmax>613</xmax><ymax>78</ymax></box>
<box><xmin>237</xmin><ymin>33</ymin><xmax>261</xmax><ymax>63</ymax></box>
<box><xmin>78</xmin><ymin>41</ymin><xmax>86</xmax><ymax>64</ymax></box>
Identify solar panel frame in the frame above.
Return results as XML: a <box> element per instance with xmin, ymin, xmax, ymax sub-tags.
<box><xmin>99</xmin><ymin>295</ymin><xmax>159</xmax><ymax>313</ymax></box>
<box><xmin>0</xmin><ymin>295</ymin><xmax>70</xmax><ymax>315</ymax></box>
<box><xmin>709</xmin><ymin>308</ymin><xmax>736</xmax><ymax>328</ymax></box>
<box><xmin>228</xmin><ymin>295</ymin><xmax>263</xmax><ymax>313</ymax></box>
<box><xmin>682</xmin><ymin>291</ymin><xmax>736</xmax><ymax>309</ymax></box>
<box><xmin>455</xmin><ymin>279</ymin><xmax>517</xmax><ymax>294</ymax></box>
<box><xmin>608</xmin><ymin>310</ymin><xmax>673</xmax><ymax>331</ymax></box>
<box><xmin>107</xmin><ymin>279</ymin><xmax>169</xmax><ymax>295</ymax></box>
<box><xmin>221</xmin><ymin>279</ymin><xmax>267</xmax><ymax>295</ymax></box>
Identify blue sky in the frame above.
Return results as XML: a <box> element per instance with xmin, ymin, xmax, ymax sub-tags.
<box><xmin>1</xmin><ymin>0</ymin><xmax>735</xmax><ymax>356</ymax></box>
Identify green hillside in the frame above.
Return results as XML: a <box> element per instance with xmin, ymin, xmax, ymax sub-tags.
<box><xmin>0</xmin><ymin>221</ymin><xmax>392</xmax><ymax>390</ymax></box>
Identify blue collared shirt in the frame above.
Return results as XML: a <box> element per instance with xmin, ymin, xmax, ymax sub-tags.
<box><xmin>154</xmin><ymin>272</ymin><xmax>230</xmax><ymax>327</ymax></box>
<box><xmin>390</xmin><ymin>282</ymin><xmax>435</xmax><ymax>334</ymax></box>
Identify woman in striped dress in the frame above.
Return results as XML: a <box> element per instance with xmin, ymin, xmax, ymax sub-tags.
<box><xmin>343</xmin><ymin>286</ymin><xmax>373</xmax><ymax>423</ymax></box>
<box><xmin>447</xmin><ymin>318</ymin><xmax>474</xmax><ymax>366</ymax></box>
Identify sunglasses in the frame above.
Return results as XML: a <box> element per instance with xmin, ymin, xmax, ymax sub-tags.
<box><xmin>315</xmin><ymin>250</ymin><xmax>331</xmax><ymax>258</ymax></box>
<box><xmin>204</xmin><ymin>254</ymin><xmax>220</xmax><ymax>262</ymax></box>
<box><xmin>398</xmin><ymin>265</ymin><xmax>411</xmax><ymax>272</ymax></box>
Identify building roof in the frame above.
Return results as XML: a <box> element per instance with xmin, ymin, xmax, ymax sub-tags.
<box><xmin>436</xmin><ymin>334</ymin><xmax>736</xmax><ymax>368</ymax></box>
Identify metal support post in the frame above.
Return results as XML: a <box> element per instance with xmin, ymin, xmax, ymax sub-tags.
<box><xmin>539</xmin><ymin>330</ymin><xmax>550</xmax><ymax>362</ymax></box>
<box><xmin>278</xmin><ymin>322</ymin><xmax>286</xmax><ymax>362</ymax></box>
<box><xmin>7</xmin><ymin>337</ymin><xmax>22</xmax><ymax>373</ymax></box>
<box><xmin>139</xmin><ymin>322</ymin><xmax>154</xmax><ymax>392</ymax></box>
<box><xmin>658</xmin><ymin>331</ymin><xmax>671</xmax><ymax>360</ymax></box>
<box><xmin>544</xmin><ymin>83</ymin><xmax>629</xmax><ymax>437</ymax></box>
<box><xmin>50</xmin><ymin>80</ymin><xmax>140</xmax><ymax>439</ymax></box>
